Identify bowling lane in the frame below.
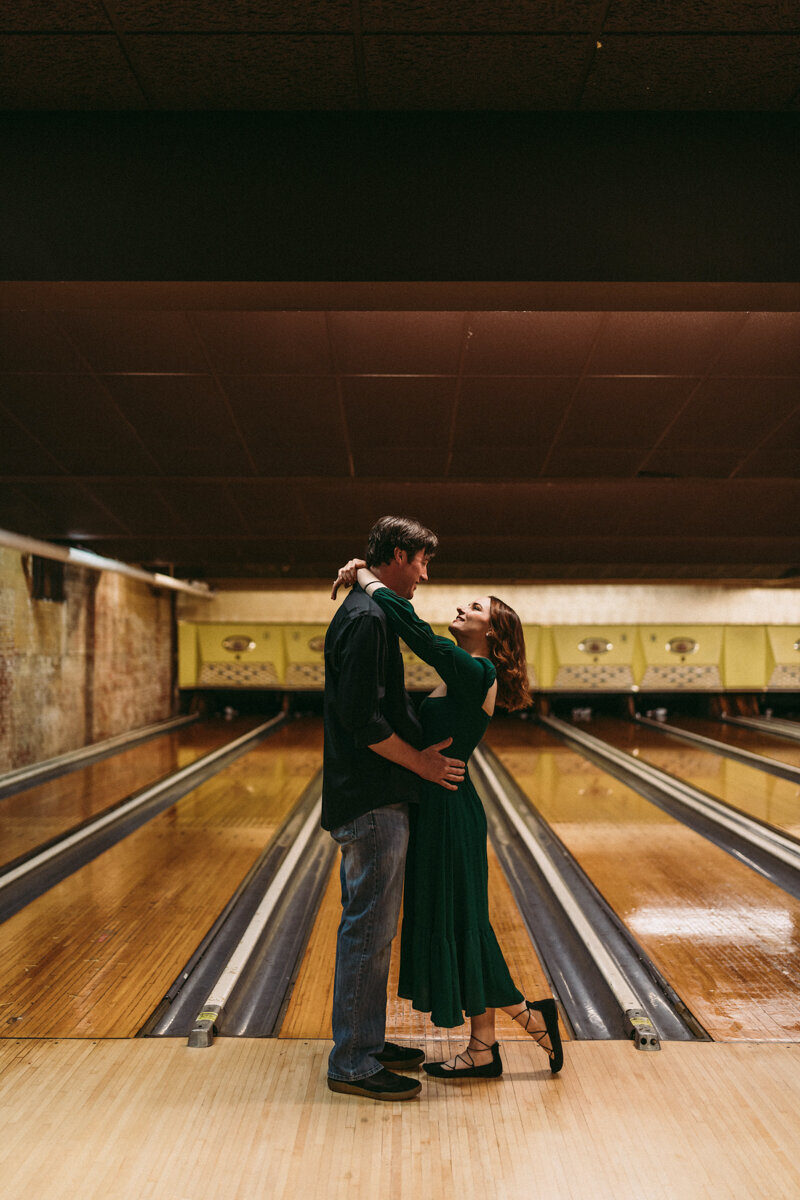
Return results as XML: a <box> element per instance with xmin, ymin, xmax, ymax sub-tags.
<box><xmin>0</xmin><ymin>719</ymin><xmax>323</xmax><ymax>1039</ymax></box>
<box><xmin>592</xmin><ymin>718</ymin><xmax>800</xmax><ymax>838</ymax></box>
<box><xmin>281</xmin><ymin>837</ymin><xmax>566</xmax><ymax>1046</ymax></box>
<box><xmin>488</xmin><ymin>721</ymin><xmax>800</xmax><ymax>1041</ymax></box>
<box><xmin>667</xmin><ymin>716</ymin><xmax>800</xmax><ymax>772</ymax></box>
<box><xmin>0</xmin><ymin>718</ymin><xmax>266</xmax><ymax>870</ymax></box>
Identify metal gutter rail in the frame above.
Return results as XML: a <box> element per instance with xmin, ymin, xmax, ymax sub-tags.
<box><xmin>188</xmin><ymin>792</ymin><xmax>325</xmax><ymax>1047</ymax></box>
<box><xmin>722</xmin><ymin>714</ymin><xmax>800</xmax><ymax>744</ymax></box>
<box><xmin>636</xmin><ymin>714</ymin><xmax>800</xmax><ymax>785</ymax></box>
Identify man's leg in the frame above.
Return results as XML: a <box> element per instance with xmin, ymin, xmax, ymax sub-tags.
<box><xmin>328</xmin><ymin>803</ymin><xmax>409</xmax><ymax>1081</ymax></box>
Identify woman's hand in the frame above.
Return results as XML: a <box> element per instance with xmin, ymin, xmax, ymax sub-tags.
<box><xmin>331</xmin><ymin>558</ymin><xmax>367</xmax><ymax>600</ymax></box>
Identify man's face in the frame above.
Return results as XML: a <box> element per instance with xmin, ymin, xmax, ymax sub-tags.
<box><xmin>394</xmin><ymin>548</ymin><xmax>430</xmax><ymax>599</ymax></box>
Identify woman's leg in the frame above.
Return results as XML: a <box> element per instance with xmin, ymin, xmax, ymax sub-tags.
<box><xmin>431</xmin><ymin>1000</ymin><xmax>552</xmax><ymax>1070</ymax></box>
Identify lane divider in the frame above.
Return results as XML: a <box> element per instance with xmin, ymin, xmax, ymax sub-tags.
<box><xmin>474</xmin><ymin>746</ymin><xmax>660</xmax><ymax>1051</ymax></box>
<box><xmin>0</xmin><ymin>715</ymin><xmax>285</xmax><ymax>896</ymax></box>
<box><xmin>722</xmin><ymin>714</ymin><xmax>800</xmax><ymax>744</ymax></box>
<box><xmin>0</xmin><ymin>713</ymin><xmax>199</xmax><ymax>798</ymax></box>
<box><xmin>188</xmin><ymin>796</ymin><xmax>322</xmax><ymax>1047</ymax></box>
<box><xmin>543</xmin><ymin>716</ymin><xmax>800</xmax><ymax>876</ymax></box>
<box><xmin>636</xmin><ymin>714</ymin><xmax>800</xmax><ymax>785</ymax></box>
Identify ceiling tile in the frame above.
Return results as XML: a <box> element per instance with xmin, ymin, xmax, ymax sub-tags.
<box><xmin>363</xmin><ymin>35</ymin><xmax>587</xmax><ymax>108</ymax></box>
<box><xmin>117</xmin><ymin>1</ymin><xmax>353</xmax><ymax>32</ymax></box>
<box><xmin>0</xmin><ymin>408</ymin><xmax>66</xmax><ymax>474</ymax></box>
<box><xmin>0</xmin><ymin>36</ymin><xmax>145</xmax><ymax>109</ymax></box>
<box><xmin>0</xmin><ymin>375</ymin><xmax>160</xmax><ymax>475</ymax></box>
<box><xmin>456</xmin><ymin>377</ymin><xmax>575</xmax><ymax>446</ymax></box>
<box><xmin>230</xmin><ymin>481</ymin><xmax>317</xmax><ymax>534</ymax></box>
<box><xmin>711</xmin><ymin>312</ymin><xmax>800</xmax><ymax>375</ymax></box>
<box><xmin>129</xmin><ymin>34</ymin><xmax>359</xmax><ymax>108</ymax></box>
<box><xmin>55</xmin><ymin>311</ymin><xmax>207</xmax><ymax>373</ymax></box>
<box><xmin>0</xmin><ymin>312</ymin><xmax>86</xmax><ymax>372</ymax></box>
<box><xmin>342</xmin><ymin>377</ymin><xmax>455</xmax><ymax>476</ymax></box>
<box><xmin>541</xmin><ymin>449</ymin><xmax>644</xmax><ymax>476</ymax></box>
<box><xmin>735</xmin><ymin>448</ymin><xmax>800</xmax><ymax>477</ymax></box>
<box><xmin>747</xmin><ymin>406</ymin><xmax>800</xmax><ymax>449</ymax></box>
<box><xmin>550</xmin><ymin>376</ymin><xmax>697</xmax><ymax>450</ymax></box>
<box><xmin>361</xmin><ymin>2</ymin><xmax>603</xmax><ymax>32</ymax></box>
<box><xmin>581</xmin><ymin>35</ymin><xmax>800</xmax><ymax>109</ymax></box>
<box><xmin>86</xmin><ymin>481</ymin><xmax>190</xmax><ymax>535</ymax></box>
<box><xmin>656</xmin><ymin>378</ymin><xmax>800</xmax><ymax>449</ymax></box>
<box><xmin>604</xmin><ymin>2</ymin><xmax>800</xmax><ymax>33</ymax></box>
<box><xmin>103</xmin><ymin>375</ymin><xmax>255</xmax><ymax>475</ymax></box>
<box><xmin>448</xmin><ymin>446</ymin><xmax>551</xmax><ymax>478</ymax></box>
<box><xmin>584</xmin><ymin>311</ymin><xmax>745</xmax><ymax>374</ymax></box>
<box><xmin>0</xmin><ymin>2</ymin><xmax>111</xmax><ymax>30</ymax></box>
<box><xmin>465</xmin><ymin>312</ymin><xmax>607</xmax><ymax>375</ymax></box>
<box><xmin>328</xmin><ymin>312</ymin><xmax>466</xmax><ymax>374</ymax></box>
<box><xmin>221</xmin><ymin>376</ymin><xmax>349</xmax><ymax>475</ymax></box>
<box><xmin>0</xmin><ymin>483</ymin><xmax>54</xmax><ymax>537</ymax></box>
<box><xmin>191</xmin><ymin>312</ymin><xmax>332</xmax><ymax>374</ymax></box>
<box><xmin>153</xmin><ymin>480</ymin><xmax>250</xmax><ymax>534</ymax></box>
<box><xmin>11</xmin><ymin>481</ymin><xmax>129</xmax><ymax>536</ymax></box>
<box><xmin>636</xmin><ymin>449</ymin><xmax>743</xmax><ymax>477</ymax></box>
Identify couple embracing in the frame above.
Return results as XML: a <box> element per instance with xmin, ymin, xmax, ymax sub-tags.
<box><xmin>322</xmin><ymin>515</ymin><xmax>563</xmax><ymax>1101</ymax></box>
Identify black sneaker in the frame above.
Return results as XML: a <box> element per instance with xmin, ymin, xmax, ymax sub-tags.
<box><xmin>376</xmin><ymin>1042</ymin><xmax>425</xmax><ymax>1071</ymax></box>
<box><xmin>327</xmin><ymin>1068</ymin><xmax>422</xmax><ymax>1101</ymax></box>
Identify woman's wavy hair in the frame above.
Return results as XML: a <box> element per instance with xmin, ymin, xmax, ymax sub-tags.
<box><xmin>486</xmin><ymin>596</ymin><xmax>532</xmax><ymax>712</ymax></box>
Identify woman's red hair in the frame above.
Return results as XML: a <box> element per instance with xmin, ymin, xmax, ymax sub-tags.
<box><xmin>487</xmin><ymin>596</ymin><xmax>532</xmax><ymax>712</ymax></box>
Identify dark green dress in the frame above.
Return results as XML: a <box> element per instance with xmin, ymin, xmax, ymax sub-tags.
<box><xmin>371</xmin><ymin>586</ymin><xmax>524</xmax><ymax>1028</ymax></box>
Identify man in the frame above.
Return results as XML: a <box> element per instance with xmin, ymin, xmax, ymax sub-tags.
<box><xmin>323</xmin><ymin>515</ymin><xmax>465</xmax><ymax>1101</ymax></box>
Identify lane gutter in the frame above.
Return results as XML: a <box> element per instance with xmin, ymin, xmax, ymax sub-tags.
<box><xmin>0</xmin><ymin>713</ymin><xmax>199</xmax><ymax>800</ymax></box>
<box><xmin>635</xmin><ymin>714</ymin><xmax>800</xmax><ymax>785</ymax></box>
<box><xmin>0</xmin><ymin>714</ymin><xmax>287</xmax><ymax>924</ymax></box>
<box><xmin>542</xmin><ymin>716</ymin><xmax>800</xmax><ymax>903</ymax></box>
<box><xmin>474</xmin><ymin>746</ymin><xmax>706</xmax><ymax>1050</ymax></box>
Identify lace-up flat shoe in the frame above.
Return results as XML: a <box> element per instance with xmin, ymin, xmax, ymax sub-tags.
<box><xmin>375</xmin><ymin>1042</ymin><xmax>425</xmax><ymax>1071</ymax></box>
<box><xmin>423</xmin><ymin>1040</ymin><xmax>503</xmax><ymax>1080</ymax></box>
<box><xmin>327</xmin><ymin>1068</ymin><xmax>422</xmax><ymax>1101</ymax></box>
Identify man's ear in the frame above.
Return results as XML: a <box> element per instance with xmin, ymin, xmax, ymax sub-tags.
<box><xmin>393</xmin><ymin>547</ymin><xmax>407</xmax><ymax>565</ymax></box>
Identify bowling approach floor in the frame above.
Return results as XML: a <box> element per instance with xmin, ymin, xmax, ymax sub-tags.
<box><xmin>2</xmin><ymin>715</ymin><xmax>799</xmax><ymax>1199</ymax></box>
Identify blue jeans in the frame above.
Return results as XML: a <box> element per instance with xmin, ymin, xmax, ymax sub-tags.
<box><xmin>327</xmin><ymin>802</ymin><xmax>409</xmax><ymax>1081</ymax></box>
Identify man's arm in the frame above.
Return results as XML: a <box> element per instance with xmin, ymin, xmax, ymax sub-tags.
<box><xmin>369</xmin><ymin>732</ymin><xmax>465</xmax><ymax>792</ymax></box>
<box><xmin>336</xmin><ymin>610</ymin><xmax>465</xmax><ymax>791</ymax></box>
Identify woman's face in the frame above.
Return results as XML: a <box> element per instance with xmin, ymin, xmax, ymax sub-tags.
<box><xmin>449</xmin><ymin>595</ymin><xmax>492</xmax><ymax>641</ymax></box>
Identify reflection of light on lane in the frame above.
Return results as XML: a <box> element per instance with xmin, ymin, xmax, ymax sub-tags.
<box><xmin>630</xmin><ymin>907</ymin><xmax>795</xmax><ymax>945</ymax></box>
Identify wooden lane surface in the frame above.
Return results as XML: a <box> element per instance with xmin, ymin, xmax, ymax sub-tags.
<box><xmin>0</xmin><ymin>717</ymin><xmax>266</xmax><ymax>870</ymax></box>
<box><xmin>488</xmin><ymin>721</ymin><xmax>800</xmax><ymax>1042</ymax></box>
<box><xmin>670</xmin><ymin>715</ymin><xmax>800</xmax><ymax>772</ymax></box>
<box><xmin>2</xmin><ymin>1038</ymin><xmax>800</xmax><ymax>1200</ymax></box>
<box><xmin>0</xmin><ymin>719</ymin><xmax>323</xmax><ymax>1039</ymax></box>
<box><xmin>281</xmin><ymin>839</ymin><xmax>565</xmax><ymax>1049</ymax></box>
<box><xmin>593</xmin><ymin>717</ymin><xmax>800</xmax><ymax>837</ymax></box>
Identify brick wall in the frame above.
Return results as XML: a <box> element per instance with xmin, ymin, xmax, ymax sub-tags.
<box><xmin>0</xmin><ymin>548</ymin><xmax>174</xmax><ymax>772</ymax></box>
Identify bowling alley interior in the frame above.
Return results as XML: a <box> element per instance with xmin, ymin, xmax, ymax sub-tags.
<box><xmin>2</xmin><ymin>5</ymin><xmax>800</xmax><ymax>1200</ymax></box>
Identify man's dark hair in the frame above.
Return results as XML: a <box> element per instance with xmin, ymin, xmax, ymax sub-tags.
<box><xmin>365</xmin><ymin>515</ymin><xmax>438</xmax><ymax>568</ymax></box>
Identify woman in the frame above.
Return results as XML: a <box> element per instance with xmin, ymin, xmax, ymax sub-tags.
<box><xmin>333</xmin><ymin>558</ymin><xmax>563</xmax><ymax>1080</ymax></box>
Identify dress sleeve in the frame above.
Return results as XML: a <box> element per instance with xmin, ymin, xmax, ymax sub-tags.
<box><xmin>369</xmin><ymin>587</ymin><xmax>495</xmax><ymax>700</ymax></box>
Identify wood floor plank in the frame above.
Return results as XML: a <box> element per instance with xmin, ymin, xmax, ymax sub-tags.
<box><xmin>0</xmin><ymin>721</ymin><xmax>323</xmax><ymax>1038</ymax></box>
<box><xmin>1</xmin><ymin>1038</ymin><xmax>799</xmax><ymax>1200</ymax></box>
<box><xmin>488</xmin><ymin>721</ymin><xmax>800</xmax><ymax>1041</ymax></box>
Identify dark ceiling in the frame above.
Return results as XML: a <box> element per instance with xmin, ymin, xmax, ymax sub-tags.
<box><xmin>1</xmin><ymin>6</ymin><xmax>798</xmax><ymax>584</ymax></box>
<box><xmin>1</xmin><ymin>294</ymin><xmax>799</xmax><ymax>582</ymax></box>
<box><xmin>1</xmin><ymin>0</ymin><xmax>799</xmax><ymax>112</ymax></box>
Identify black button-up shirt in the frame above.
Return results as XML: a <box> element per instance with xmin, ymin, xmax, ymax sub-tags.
<box><xmin>322</xmin><ymin>585</ymin><xmax>423</xmax><ymax>831</ymax></box>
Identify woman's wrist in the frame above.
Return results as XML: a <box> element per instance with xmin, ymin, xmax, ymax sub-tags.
<box><xmin>357</xmin><ymin>566</ymin><xmax>383</xmax><ymax>593</ymax></box>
